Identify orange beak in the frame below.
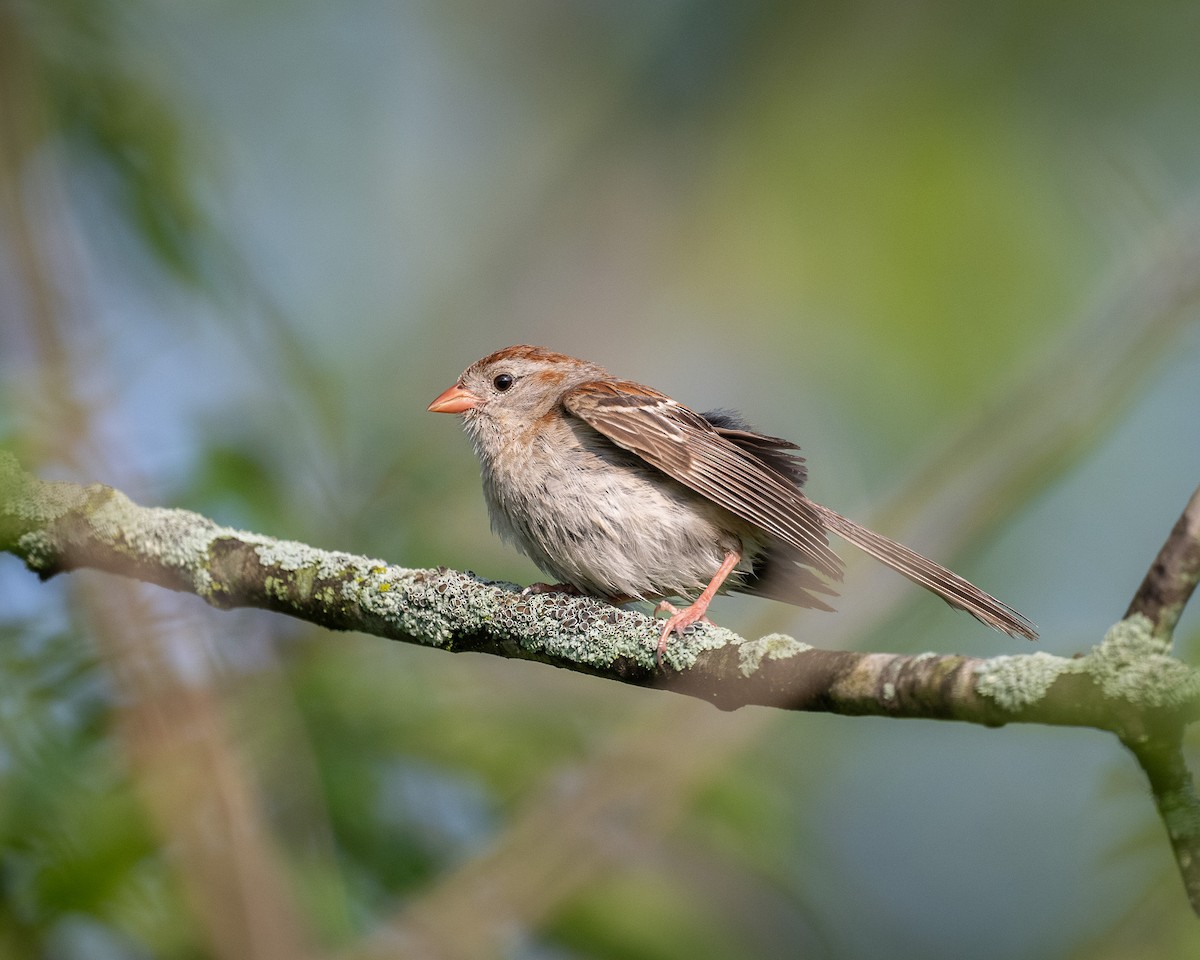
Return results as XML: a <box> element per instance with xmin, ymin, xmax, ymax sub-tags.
<box><xmin>427</xmin><ymin>384</ymin><xmax>482</xmax><ymax>414</ymax></box>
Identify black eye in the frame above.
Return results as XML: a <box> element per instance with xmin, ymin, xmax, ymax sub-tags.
<box><xmin>493</xmin><ymin>373</ymin><xmax>515</xmax><ymax>392</ymax></box>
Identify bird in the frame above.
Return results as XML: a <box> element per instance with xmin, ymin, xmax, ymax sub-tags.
<box><xmin>428</xmin><ymin>345</ymin><xmax>1037</xmax><ymax>663</ymax></box>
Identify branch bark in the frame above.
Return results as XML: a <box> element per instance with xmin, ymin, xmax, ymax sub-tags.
<box><xmin>4</xmin><ymin>453</ymin><xmax>1200</xmax><ymax>910</ymax></box>
<box><xmin>1126</xmin><ymin>484</ymin><xmax>1200</xmax><ymax>638</ymax></box>
<box><xmin>1119</xmin><ymin>484</ymin><xmax>1200</xmax><ymax>912</ymax></box>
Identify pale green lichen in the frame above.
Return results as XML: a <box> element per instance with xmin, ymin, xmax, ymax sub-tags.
<box><xmin>16</xmin><ymin>530</ymin><xmax>57</xmax><ymax>571</ymax></box>
<box><xmin>2</xmin><ymin>458</ymin><xmax>88</xmax><ymax>553</ymax></box>
<box><xmin>1088</xmin><ymin>615</ymin><xmax>1200</xmax><ymax>709</ymax></box>
<box><xmin>347</xmin><ymin>566</ymin><xmax>715</xmax><ymax>669</ymax></box>
<box><xmin>975</xmin><ymin>651</ymin><xmax>1081</xmax><ymax>711</ymax></box>
<box><xmin>6</xmin><ymin>476</ymin><xmax>87</xmax><ymax>524</ymax></box>
<box><xmin>4</xmin><ymin>467</ymin><xmax>223</xmax><ymax>596</ymax></box>
<box><xmin>84</xmin><ymin>494</ymin><xmax>223</xmax><ymax>595</ymax></box>
<box><xmin>253</xmin><ymin>539</ymin><xmax>385</xmax><ymax>582</ymax></box>
<box><xmin>736</xmin><ymin>633</ymin><xmax>813</xmax><ymax>677</ymax></box>
<box><xmin>497</xmin><ymin>587</ymin><xmax>675</xmax><ymax>668</ymax></box>
<box><xmin>1</xmin><ymin>454</ymin><xmax>766</xmax><ymax>673</ymax></box>
<box><xmin>662</xmin><ymin>622</ymin><xmax>741</xmax><ymax>671</ymax></box>
<box><xmin>976</xmin><ymin>614</ymin><xmax>1200</xmax><ymax>713</ymax></box>
<box><xmin>364</xmin><ymin>568</ymin><xmax>488</xmax><ymax>647</ymax></box>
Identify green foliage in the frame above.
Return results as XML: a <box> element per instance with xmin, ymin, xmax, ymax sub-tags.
<box><xmin>0</xmin><ymin>623</ymin><xmax>194</xmax><ymax>956</ymax></box>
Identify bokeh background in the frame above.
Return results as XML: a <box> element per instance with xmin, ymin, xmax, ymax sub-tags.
<box><xmin>3</xmin><ymin>1</ymin><xmax>1200</xmax><ymax>958</ymax></box>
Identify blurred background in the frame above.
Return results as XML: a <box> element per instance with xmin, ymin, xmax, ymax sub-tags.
<box><xmin>3</xmin><ymin>1</ymin><xmax>1200</xmax><ymax>957</ymax></box>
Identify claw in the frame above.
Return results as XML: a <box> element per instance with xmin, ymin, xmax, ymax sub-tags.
<box><xmin>655</xmin><ymin>602</ymin><xmax>714</xmax><ymax>666</ymax></box>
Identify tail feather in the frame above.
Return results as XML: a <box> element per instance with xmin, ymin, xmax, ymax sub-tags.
<box><xmin>735</xmin><ymin>542</ymin><xmax>840</xmax><ymax>610</ymax></box>
<box><xmin>808</xmin><ymin>501</ymin><xmax>1038</xmax><ymax>641</ymax></box>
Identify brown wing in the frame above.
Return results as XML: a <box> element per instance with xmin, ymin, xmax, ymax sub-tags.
<box><xmin>562</xmin><ymin>379</ymin><xmax>843</xmax><ymax>579</ymax></box>
<box><xmin>701</xmin><ymin>408</ymin><xmax>809</xmax><ymax>487</ymax></box>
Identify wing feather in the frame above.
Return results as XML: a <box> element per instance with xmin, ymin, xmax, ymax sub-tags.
<box><xmin>563</xmin><ymin>380</ymin><xmax>843</xmax><ymax>579</ymax></box>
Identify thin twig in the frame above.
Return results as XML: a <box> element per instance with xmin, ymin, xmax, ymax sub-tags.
<box><xmin>1126</xmin><ymin>484</ymin><xmax>1200</xmax><ymax>639</ymax></box>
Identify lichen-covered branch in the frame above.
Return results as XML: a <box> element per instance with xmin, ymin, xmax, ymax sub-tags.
<box><xmin>0</xmin><ymin>452</ymin><xmax>1196</xmax><ymax>724</ymax></box>
<box><xmin>1127</xmin><ymin>730</ymin><xmax>1200</xmax><ymax>915</ymax></box>
<box><xmin>1114</xmin><ymin>484</ymin><xmax>1200</xmax><ymax>917</ymax></box>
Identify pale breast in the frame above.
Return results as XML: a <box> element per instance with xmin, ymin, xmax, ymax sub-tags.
<box><xmin>481</xmin><ymin>425</ymin><xmax>749</xmax><ymax>600</ymax></box>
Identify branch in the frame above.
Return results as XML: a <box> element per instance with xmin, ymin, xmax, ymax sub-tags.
<box><xmin>0</xmin><ymin>452</ymin><xmax>1193</xmax><ymax>716</ymax></box>
<box><xmin>6</xmin><ymin>454</ymin><xmax>1200</xmax><ymax>909</ymax></box>
<box><xmin>1118</xmin><ymin>484</ymin><xmax>1200</xmax><ymax>912</ymax></box>
<box><xmin>1126</xmin><ymin>484</ymin><xmax>1200</xmax><ymax>638</ymax></box>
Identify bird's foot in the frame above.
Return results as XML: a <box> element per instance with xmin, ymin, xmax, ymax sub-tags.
<box><xmin>653</xmin><ymin>600</ymin><xmax>714</xmax><ymax>667</ymax></box>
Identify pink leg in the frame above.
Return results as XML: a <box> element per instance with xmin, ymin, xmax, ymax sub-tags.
<box><xmin>656</xmin><ymin>550</ymin><xmax>741</xmax><ymax>666</ymax></box>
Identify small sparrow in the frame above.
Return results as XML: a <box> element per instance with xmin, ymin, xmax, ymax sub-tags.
<box><xmin>428</xmin><ymin>345</ymin><xmax>1036</xmax><ymax>661</ymax></box>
